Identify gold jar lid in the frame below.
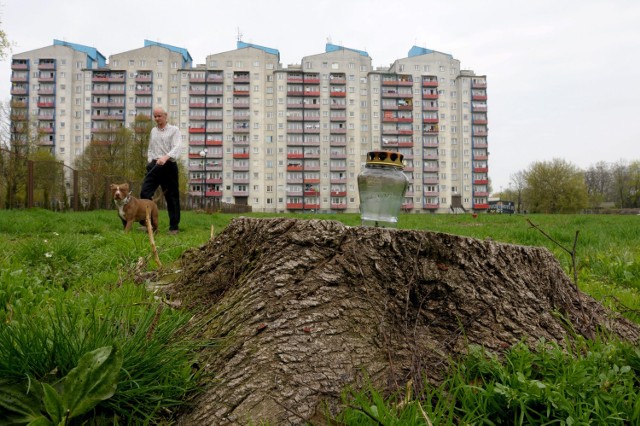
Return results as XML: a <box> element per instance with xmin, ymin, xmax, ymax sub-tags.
<box><xmin>365</xmin><ymin>151</ymin><xmax>404</xmax><ymax>167</ymax></box>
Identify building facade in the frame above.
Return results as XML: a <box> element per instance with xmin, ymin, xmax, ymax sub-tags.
<box><xmin>9</xmin><ymin>40</ymin><xmax>489</xmax><ymax>213</ymax></box>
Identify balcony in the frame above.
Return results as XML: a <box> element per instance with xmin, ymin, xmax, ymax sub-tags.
<box><xmin>11</xmin><ymin>112</ymin><xmax>29</xmax><ymax>121</ymax></box>
<box><xmin>473</xmin><ymin>203</ymin><xmax>489</xmax><ymax>210</ymax></box>
<box><xmin>402</xmin><ymin>202</ymin><xmax>414</xmax><ymax>209</ymax></box>
<box><xmin>189</xmin><ymin>127</ymin><xmax>205</xmax><ymax>133</ymax></box>
<box><xmin>11</xmin><ymin>75</ymin><xmax>28</xmax><ymax>82</ymax></box>
<box><xmin>92</xmin><ymin>114</ymin><xmax>124</xmax><ymax>120</ymax></box>
<box><xmin>423</xmin><ymin>203</ymin><xmax>439</xmax><ymax>210</ymax></box>
<box><xmin>330</xmin><ymin>203</ymin><xmax>347</xmax><ymax>210</ymax></box>
<box><xmin>233</xmin><ymin>74</ymin><xmax>250</xmax><ymax>83</ymax></box>
<box><xmin>207</xmin><ymin>72</ymin><xmax>223</xmax><ymax>82</ymax></box>
<box><xmin>11</xmin><ymin>87</ymin><xmax>28</xmax><ymax>95</ymax></box>
<box><xmin>11</xmin><ymin>60</ymin><xmax>29</xmax><ymax>70</ymax></box>
<box><xmin>232</xmin><ymin>164</ymin><xmax>250</xmax><ymax>172</ymax></box>
<box><xmin>92</xmin><ymin>101</ymin><xmax>125</xmax><ymax>108</ymax></box>
<box><xmin>472</xmin><ymin>92</ymin><xmax>488</xmax><ymax>101</ymax></box>
<box><xmin>135</xmin><ymin>74</ymin><xmax>153</xmax><ymax>83</ymax></box>
<box><xmin>92</xmin><ymin>74</ymin><xmax>125</xmax><ymax>83</ymax></box>
<box><xmin>189</xmin><ymin>74</ymin><xmax>206</xmax><ymax>83</ymax></box>
<box><xmin>233</xmin><ymin>153</ymin><xmax>250</xmax><ymax>159</ymax></box>
<box><xmin>329</xmin><ymin>90</ymin><xmax>346</xmax><ymax>97</ymax></box>
<box><xmin>38</xmin><ymin>61</ymin><xmax>56</xmax><ymax>70</ymax></box>
<box><xmin>422</xmin><ymin>77</ymin><xmax>438</xmax><ymax>87</ymax></box>
<box><xmin>287</xmin><ymin>202</ymin><xmax>303</xmax><ymax>210</ymax></box>
<box><xmin>330</xmin><ymin>191</ymin><xmax>347</xmax><ymax>197</ymax></box>
<box><xmin>471</xmin><ymin>79</ymin><xmax>487</xmax><ymax>88</ymax></box>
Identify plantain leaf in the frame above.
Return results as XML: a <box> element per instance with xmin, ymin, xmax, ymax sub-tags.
<box><xmin>61</xmin><ymin>344</ymin><xmax>123</xmax><ymax>420</ymax></box>
<box><xmin>41</xmin><ymin>382</ymin><xmax>64</xmax><ymax>425</ymax></box>
<box><xmin>26</xmin><ymin>416</ymin><xmax>53</xmax><ymax>426</ymax></box>
<box><xmin>0</xmin><ymin>378</ymin><xmax>45</xmax><ymax>424</ymax></box>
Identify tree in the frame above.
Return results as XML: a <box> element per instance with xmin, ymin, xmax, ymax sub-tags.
<box><xmin>509</xmin><ymin>170</ymin><xmax>527</xmax><ymax>213</ymax></box>
<box><xmin>523</xmin><ymin>158</ymin><xmax>588</xmax><ymax>213</ymax></box>
<box><xmin>584</xmin><ymin>161</ymin><xmax>612</xmax><ymax>209</ymax></box>
<box><xmin>162</xmin><ymin>217</ymin><xmax>640</xmax><ymax>424</ymax></box>
<box><xmin>0</xmin><ymin>14</ymin><xmax>11</xmax><ymax>61</ymax></box>
<box><xmin>0</xmin><ymin>100</ymin><xmax>39</xmax><ymax>208</ymax></box>
<box><xmin>129</xmin><ymin>114</ymin><xmax>153</xmax><ymax>180</ymax></box>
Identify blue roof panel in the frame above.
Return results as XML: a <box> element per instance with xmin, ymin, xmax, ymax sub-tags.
<box><xmin>237</xmin><ymin>41</ymin><xmax>280</xmax><ymax>60</ymax></box>
<box><xmin>144</xmin><ymin>40</ymin><xmax>193</xmax><ymax>66</ymax></box>
<box><xmin>53</xmin><ymin>39</ymin><xmax>106</xmax><ymax>68</ymax></box>
<box><xmin>325</xmin><ymin>43</ymin><xmax>369</xmax><ymax>57</ymax></box>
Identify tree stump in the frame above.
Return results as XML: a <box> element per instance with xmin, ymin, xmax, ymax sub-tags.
<box><xmin>162</xmin><ymin>217</ymin><xmax>639</xmax><ymax>425</ymax></box>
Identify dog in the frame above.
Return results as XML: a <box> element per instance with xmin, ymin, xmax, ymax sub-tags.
<box><xmin>110</xmin><ymin>183</ymin><xmax>159</xmax><ymax>233</ymax></box>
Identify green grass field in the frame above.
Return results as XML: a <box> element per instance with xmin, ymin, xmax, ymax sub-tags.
<box><xmin>1</xmin><ymin>209</ymin><xmax>639</xmax><ymax>424</ymax></box>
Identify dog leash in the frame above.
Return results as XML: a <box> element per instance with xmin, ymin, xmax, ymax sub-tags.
<box><xmin>143</xmin><ymin>162</ymin><xmax>159</xmax><ymax>179</ymax></box>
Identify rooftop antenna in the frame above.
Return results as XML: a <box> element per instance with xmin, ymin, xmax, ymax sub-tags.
<box><xmin>237</xmin><ymin>27</ymin><xmax>243</xmax><ymax>42</ymax></box>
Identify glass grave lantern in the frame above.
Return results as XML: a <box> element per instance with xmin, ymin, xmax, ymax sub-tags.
<box><xmin>357</xmin><ymin>150</ymin><xmax>409</xmax><ymax>228</ymax></box>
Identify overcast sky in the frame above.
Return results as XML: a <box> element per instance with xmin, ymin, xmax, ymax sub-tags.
<box><xmin>2</xmin><ymin>0</ymin><xmax>639</xmax><ymax>193</ymax></box>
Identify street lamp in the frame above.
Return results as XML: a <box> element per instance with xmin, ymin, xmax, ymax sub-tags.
<box><xmin>199</xmin><ymin>149</ymin><xmax>207</xmax><ymax>209</ymax></box>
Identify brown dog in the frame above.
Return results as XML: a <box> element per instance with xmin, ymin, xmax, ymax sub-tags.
<box><xmin>110</xmin><ymin>183</ymin><xmax>159</xmax><ymax>233</ymax></box>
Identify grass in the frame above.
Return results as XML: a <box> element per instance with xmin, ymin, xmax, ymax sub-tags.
<box><xmin>0</xmin><ymin>209</ymin><xmax>639</xmax><ymax>424</ymax></box>
<box><xmin>336</xmin><ymin>338</ymin><xmax>640</xmax><ymax>424</ymax></box>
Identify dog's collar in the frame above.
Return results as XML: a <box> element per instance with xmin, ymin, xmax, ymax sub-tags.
<box><xmin>114</xmin><ymin>193</ymin><xmax>132</xmax><ymax>206</ymax></box>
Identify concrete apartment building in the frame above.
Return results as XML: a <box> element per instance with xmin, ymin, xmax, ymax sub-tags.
<box><xmin>9</xmin><ymin>39</ymin><xmax>489</xmax><ymax>213</ymax></box>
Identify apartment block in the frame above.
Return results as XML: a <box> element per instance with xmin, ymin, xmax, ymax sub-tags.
<box><xmin>9</xmin><ymin>40</ymin><xmax>489</xmax><ymax>213</ymax></box>
<box><xmin>10</xmin><ymin>39</ymin><xmax>107</xmax><ymax>166</ymax></box>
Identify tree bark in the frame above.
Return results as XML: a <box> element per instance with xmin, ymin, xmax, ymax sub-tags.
<box><xmin>162</xmin><ymin>217</ymin><xmax>639</xmax><ymax>425</ymax></box>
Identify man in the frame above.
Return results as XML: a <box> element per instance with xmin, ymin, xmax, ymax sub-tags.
<box><xmin>140</xmin><ymin>106</ymin><xmax>182</xmax><ymax>234</ymax></box>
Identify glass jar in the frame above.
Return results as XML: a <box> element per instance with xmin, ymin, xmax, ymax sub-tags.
<box><xmin>357</xmin><ymin>151</ymin><xmax>409</xmax><ymax>228</ymax></box>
